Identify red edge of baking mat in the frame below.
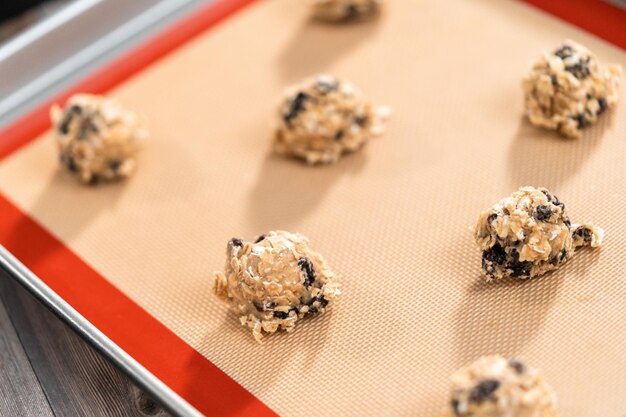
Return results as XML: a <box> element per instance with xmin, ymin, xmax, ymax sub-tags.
<box><xmin>0</xmin><ymin>0</ymin><xmax>278</xmax><ymax>416</ymax></box>
<box><xmin>521</xmin><ymin>0</ymin><xmax>626</xmax><ymax>51</ymax></box>
<box><xmin>0</xmin><ymin>0</ymin><xmax>624</xmax><ymax>416</ymax></box>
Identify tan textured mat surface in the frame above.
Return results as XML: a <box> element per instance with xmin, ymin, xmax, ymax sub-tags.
<box><xmin>0</xmin><ymin>0</ymin><xmax>625</xmax><ymax>415</ymax></box>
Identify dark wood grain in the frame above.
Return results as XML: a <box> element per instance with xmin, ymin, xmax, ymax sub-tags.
<box><xmin>0</xmin><ymin>287</ymin><xmax>54</xmax><ymax>417</ymax></box>
<box><xmin>0</xmin><ymin>272</ymin><xmax>170</xmax><ymax>417</ymax></box>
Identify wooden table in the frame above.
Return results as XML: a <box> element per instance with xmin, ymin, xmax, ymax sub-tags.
<box><xmin>0</xmin><ymin>271</ymin><xmax>171</xmax><ymax>416</ymax></box>
<box><xmin>0</xmin><ymin>5</ymin><xmax>170</xmax><ymax>416</ymax></box>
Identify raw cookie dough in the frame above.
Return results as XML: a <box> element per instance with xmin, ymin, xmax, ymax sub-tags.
<box><xmin>309</xmin><ymin>0</ymin><xmax>381</xmax><ymax>22</ymax></box>
<box><xmin>50</xmin><ymin>94</ymin><xmax>146</xmax><ymax>183</ymax></box>
<box><xmin>273</xmin><ymin>74</ymin><xmax>390</xmax><ymax>165</ymax></box>
<box><xmin>523</xmin><ymin>40</ymin><xmax>622</xmax><ymax>138</ymax></box>
<box><xmin>473</xmin><ymin>186</ymin><xmax>603</xmax><ymax>281</ymax></box>
<box><xmin>446</xmin><ymin>356</ymin><xmax>557</xmax><ymax>417</ymax></box>
<box><xmin>213</xmin><ymin>231</ymin><xmax>341</xmax><ymax>342</ymax></box>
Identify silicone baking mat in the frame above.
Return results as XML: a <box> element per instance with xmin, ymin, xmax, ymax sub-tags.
<box><xmin>1</xmin><ymin>0</ymin><xmax>625</xmax><ymax>416</ymax></box>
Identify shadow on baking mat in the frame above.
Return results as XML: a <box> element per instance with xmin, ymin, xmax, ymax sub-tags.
<box><xmin>247</xmin><ymin>152</ymin><xmax>366</xmax><ymax>231</ymax></box>
<box><xmin>506</xmin><ymin>111</ymin><xmax>615</xmax><ymax>190</ymax></box>
<box><xmin>194</xmin><ymin>304</ymin><xmax>332</xmax><ymax>395</ymax></box>
<box><xmin>452</xmin><ymin>248</ymin><xmax>599</xmax><ymax>367</ymax></box>
<box><xmin>2</xmin><ymin>169</ymin><xmax>127</xmax><ymax>260</ymax></box>
<box><xmin>277</xmin><ymin>14</ymin><xmax>381</xmax><ymax>82</ymax></box>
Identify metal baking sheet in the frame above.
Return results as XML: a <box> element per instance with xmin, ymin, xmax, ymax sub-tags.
<box><xmin>0</xmin><ymin>0</ymin><xmax>212</xmax><ymax>129</ymax></box>
<box><xmin>0</xmin><ymin>1</ymin><xmax>624</xmax><ymax>416</ymax></box>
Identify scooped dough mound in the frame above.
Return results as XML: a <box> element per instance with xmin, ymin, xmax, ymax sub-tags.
<box><xmin>50</xmin><ymin>94</ymin><xmax>146</xmax><ymax>184</ymax></box>
<box><xmin>522</xmin><ymin>40</ymin><xmax>622</xmax><ymax>138</ymax></box>
<box><xmin>213</xmin><ymin>231</ymin><xmax>340</xmax><ymax>342</ymax></box>
<box><xmin>310</xmin><ymin>0</ymin><xmax>381</xmax><ymax>22</ymax></box>
<box><xmin>473</xmin><ymin>186</ymin><xmax>603</xmax><ymax>280</ymax></box>
<box><xmin>446</xmin><ymin>356</ymin><xmax>557</xmax><ymax>417</ymax></box>
<box><xmin>274</xmin><ymin>74</ymin><xmax>390</xmax><ymax>164</ymax></box>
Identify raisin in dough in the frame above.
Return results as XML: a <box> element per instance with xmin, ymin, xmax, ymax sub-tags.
<box><xmin>446</xmin><ymin>356</ymin><xmax>557</xmax><ymax>417</ymax></box>
<box><xmin>309</xmin><ymin>0</ymin><xmax>381</xmax><ymax>22</ymax></box>
<box><xmin>473</xmin><ymin>186</ymin><xmax>603</xmax><ymax>281</ymax></box>
<box><xmin>50</xmin><ymin>94</ymin><xmax>146</xmax><ymax>183</ymax></box>
<box><xmin>213</xmin><ymin>231</ymin><xmax>341</xmax><ymax>342</ymax></box>
<box><xmin>523</xmin><ymin>40</ymin><xmax>622</xmax><ymax>138</ymax></box>
<box><xmin>274</xmin><ymin>74</ymin><xmax>390</xmax><ymax>165</ymax></box>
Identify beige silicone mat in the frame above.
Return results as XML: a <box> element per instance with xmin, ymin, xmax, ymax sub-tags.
<box><xmin>1</xmin><ymin>0</ymin><xmax>625</xmax><ymax>415</ymax></box>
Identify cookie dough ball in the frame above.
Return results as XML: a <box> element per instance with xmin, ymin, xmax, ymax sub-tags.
<box><xmin>447</xmin><ymin>356</ymin><xmax>557</xmax><ymax>417</ymax></box>
<box><xmin>213</xmin><ymin>231</ymin><xmax>340</xmax><ymax>342</ymax></box>
<box><xmin>473</xmin><ymin>186</ymin><xmax>603</xmax><ymax>280</ymax></box>
<box><xmin>273</xmin><ymin>74</ymin><xmax>390</xmax><ymax>165</ymax></box>
<box><xmin>310</xmin><ymin>0</ymin><xmax>381</xmax><ymax>22</ymax></box>
<box><xmin>50</xmin><ymin>94</ymin><xmax>146</xmax><ymax>184</ymax></box>
<box><xmin>523</xmin><ymin>40</ymin><xmax>622</xmax><ymax>138</ymax></box>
